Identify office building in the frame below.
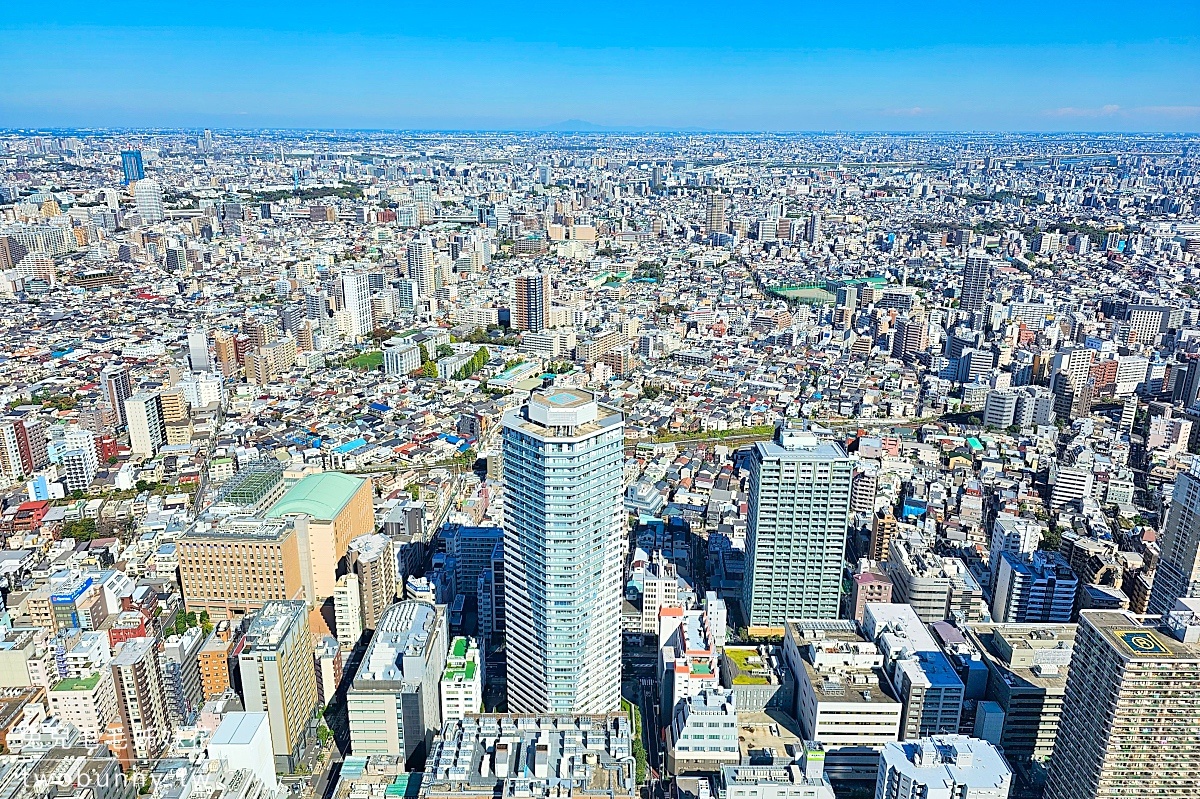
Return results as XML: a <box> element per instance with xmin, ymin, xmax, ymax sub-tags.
<box><xmin>102</xmin><ymin>363</ymin><xmax>132</xmax><ymax>428</ymax></box>
<box><xmin>133</xmin><ymin>178</ymin><xmax>165</xmax><ymax>223</ymax></box>
<box><xmin>665</xmin><ymin>688</ymin><xmax>739</xmax><ymax>773</ymax></box>
<box><xmin>124</xmin><ymin>392</ymin><xmax>165</xmax><ymax>457</ymax></box>
<box><xmin>513</xmin><ymin>271</ymin><xmax>551</xmax><ymax>332</ymax></box>
<box><xmin>439</xmin><ymin>636</ymin><xmax>482</xmax><ymax>722</ymax></box>
<box><xmin>179</xmin><ymin>516</ymin><xmax>305</xmax><ymax>620</ymax></box>
<box><xmin>863</xmin><ymin>604</ymin><xmax>964</xmax><ymax>741</ymax></box>
<box><xmin>887</xmin><ymin>534</ymin><xmax>984</xmax><ymax>624</ymax></box>
<box><xmin>743</xmin><ymin>421</ymin><xmax>852</xmax><ymax>629</ymax></box>
<box><xmin>238</xmin><ymin>601</ymin><xmax>319</xmax><ymax>773</ymax></box>
<box><xmin>990</xmin><ymin>551</ymin><xmax>1078</xmax><ymax>624</ymax></box>
<box><xmin>347</xmin><ymin>600</ymin><xmax>446</xmax><ymax>765</ymax></box>
<box><xmin>120</xmin><ymin>150</ymin><xmax>144</xmax><ymax>184</ymax></box>
<box><xmin>783</xmin><ymin>621</ymin><xmax>902</xmax><ymax>781</ymax></box>
<box><xmin>502</xmin><ymin>388</ymin><xmax>624</xmax><ymax>714</ymax></box>
<box><xmin>961</xmin><ymin>623</ymin><xmax>1075</xmax><ymax>766</ymax></box>
<box><xmin>717</xmin><ymin>745</ymin><xmax>837</xmax><ymax>799</ymax></box>
<box><xmin>1044</xmin><ymin>602</ymin><xmax>1200</xmax><ymax>799</ymax></box>
<box><xmin>266</xmin><ymin>471</ymin><xmax>374</xmax><ymax>603</ymax></box>
<box><xmin>1148</xmin><ymin>458</ymin><xmax>1200</xmax><ymax>615</ymax></box>
<box><xmin>423</xmin><ymin>714</ymin><xmax>636</xmax><ymax>799</ymax></box>
<box><xmin>110</xmin><ymin>637</ymin><xmax>172</xmax><ymax>765</ymax></box>
<box><xmin>875</xmin><ymin>735</ymin><xmax>1011</xmax><ymax>799</ymax></box>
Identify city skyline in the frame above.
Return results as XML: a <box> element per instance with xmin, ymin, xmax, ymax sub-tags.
<box><xmin>2</xmin><ymin>0</ymin><xmax>1198</xmax><ymax>131</ymax></box>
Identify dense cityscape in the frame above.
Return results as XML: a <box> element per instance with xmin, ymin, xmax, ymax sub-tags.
<box><xmin>0</xmin><ymin>128</ymin><xmax>1198</xmax><ymax>799</ymax></box>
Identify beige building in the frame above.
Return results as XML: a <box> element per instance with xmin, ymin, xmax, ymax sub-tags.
<box><xmin>266</xmin><ymin>472</ymin><xmax>374</xmax><ymax>603</ymax></box>
<box><xmin>245</xmin><ymin>335</ymin><xmax>297</xmax><ymax>385</ymax></box>
<box><xmin>110</xmin><ymin>637</ymin><xmax>172</xmax><ymax>765</ymax></box>
<box><xmin>238</xmin><ymin>601</ymin><xmax>319</xmax><ymax>773</ymax></box>
<box><xmin>179</xmin><ymin>516</ymin><xmax>306</xmax><ymax>620</ymax></box>
<box><xmin>48</xmin><ymin>671</ymin><xmax>118</xmax><ymax>744</ymax></box>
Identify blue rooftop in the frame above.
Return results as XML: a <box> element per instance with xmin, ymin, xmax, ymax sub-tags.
<box><xmin>547</xmin><ymin>391</ymin><xmax>578</xmax><ymax>405</ymax></box>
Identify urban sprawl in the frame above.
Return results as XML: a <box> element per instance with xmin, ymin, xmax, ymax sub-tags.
<box><xmin>0</xmin><ymin>129</ymin><xmax>1198</xmax><ymax>799</ymax></box>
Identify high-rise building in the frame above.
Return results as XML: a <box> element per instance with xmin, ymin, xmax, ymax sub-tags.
<box><xmin>892</xmin><ymin>313</ymin><xmax>927</xmax><ymax>359</ymax></box>
<box><xmin>407</xmin><ymin>236</ymin><xmax>436</xmax><ymax>297</ymax></box>
<box><xmin>238</xmin><ymin>601</ymin><xmax>319</xmax><ymax>773</ymax></box>
<box><xmin>61</xmin><ymin>428</ymin><xmax>99</xmax><ymax>491</ymax></box>
<box><xmin>346</xmin><ymin>533</ymin><xmax>398</xmax><ymax>633</ymax></box>
<box><xmin>805</xmin><ymin>212</ymin><xmax>822</xmax><ymax>245</ymax></box>
<box><xmin>706</xmin><ymin>193</ymin><xmax>726</xmax><ymax>237</ymax></box>
<box><xmin>162</xmin><ymin>627</ymin><xmax>205</xmax><ymax>725</ymax></box>
<box><xmin>187</xmin><ymin>330</ymin><xmax>212</xmax><ymax>372</ymax></box>
<box><xmin>102</xmin><ymin>363</ymin><xmax>132</xmax><ymax>428</ymax></box>
<box><xmin>743</xmin><ymin>421</ymin><xmax>852</xmax><ymax>628</ymax></box>
<box><xmin>513</xmin><ymin>271</ymin><xmax>551</xmax><ymax>332</ymax></box>
<box><xmin>990</xmin><ymin>551</ymin><xmax>1078</xmax><ymax>624</ymax></box>
<box><xmin>110</xmin><ymin>637</ymin><xmax>172</xmax><ymax>765</ymax></box>
<box><xmin>333</xmin><ymin>574</ymin><xmax>363</xmax><ymax>649</ymax></box>
<box><xmin>1044</xmin><ymin>602</ymin><xmax>1200</xmax><ymax>799</ymax></box>
<box><xmin>133</xmin><ymin>178</ymin><xmax>165</xmax><ymax>224</ymax></box>
<box><xmin>502</xmin><ymin>388</ymin><xmax>624</xmax><ymax>714</ymax></box>
<box><xmin>346</xmin><ymin>600</ymin><xmax>446</xmax><ymax>765</ymax></box>
<box><xmin>1148</xmin><ymin>459</ymin><xmax>1200</xmax><ymax>615</ymax></box>
<box><xmin>875</xmin><ymin>735</ymin><xmax>1012</xmax><ymax>799</ymax></box>
<box><xmin>340</xmin><ymin>271</ymin><xmax>373</xmax><ymax>341</ymax></box>
<box><xmin>120</xmin><ymin>150</ymin><xmax>144</xmax><ymax>185</ymax></box>
<box><xmin>961</xmin><ymin>253</ymin><xmax>991</xmax><ymax>323</ymax></box>
<box><xmin>124</xmin><ymin>392</ymin><xmax>165</xmax><ymax>457</ymax></box>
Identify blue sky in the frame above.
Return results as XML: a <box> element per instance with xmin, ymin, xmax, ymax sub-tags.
<box><xmin>2</xmin><ymin>0</ymin><xmax>1199</xmax><ymax>131</ymax></box>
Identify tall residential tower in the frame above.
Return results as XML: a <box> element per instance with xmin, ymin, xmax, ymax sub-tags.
<box><xmin>743</xmin><ymin>421</ymin><xmax>852</xmax><ymax>628</ymax></box>
<box><xmin>501</xmin><ymin>388</ymin><xmax>624</xmax><ymax>714</ymax></box>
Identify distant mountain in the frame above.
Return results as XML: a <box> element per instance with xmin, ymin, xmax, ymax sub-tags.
<box><xmin>539</xmin><ymin>119</ymin><xmax>611</xmax><ymax>132</ymax></box>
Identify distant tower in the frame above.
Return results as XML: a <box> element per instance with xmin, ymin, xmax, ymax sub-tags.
<box><xmin>804</xmin><ymin>213</ymin><xmax>822</xmax><ymax>246</ymax></box>
<box><xmin>102</xmin><ymin>363</ymin><xmax>133</xmax><ymax>428</ymax></box>
<box><xmin>513</xmin><ymin>271</ymin><xmax>551</xmax><ymax>332</ymax></box>
<box><xmin>120</xmin><ymin>150</ymin><xmax>144</xmax><ymax>185</ymax></box>
<box><xmin>406</xmin><ymin>236</ymin><xmax>436</xmax><ymax>297</ymax></box>
<box><xmin>961</xmin><ymin>252</ymin><xmax>992</xmax><ymax>324</ymax></box>
<box><xmin>134</xmin><ymin>178</ymin><xmax>165</xmax><ymax>223</ymax></box>
<box><xmin>706</xmin><ymin>193</ymin><xmax>726</xmax><ymax>238</ymax></box>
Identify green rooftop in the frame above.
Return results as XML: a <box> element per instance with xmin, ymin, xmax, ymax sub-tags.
<box><xmin>52</xmin><ymin>673</ymin><xmax>103</xmax><ymax>692</ymax></box>
<box><xmin>443</xmin><ymin>661</ymin><xmax>477</xmax><ymax>681</ymax></box>
<box><xmin>725</xmin><ymin>647</ymin><xmax>770</xmax><ymax>685</ymax></box>
<box><xmin>266</xmin><ymin>472</ymin><xmax>364</xmax><ymax>521</ymax></box>
<box><xmin>451</xmin><ymin>637</ymin><xmax>469</xmax><ymax>658</ymax></box>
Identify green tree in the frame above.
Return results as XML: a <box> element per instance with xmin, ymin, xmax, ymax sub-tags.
<box><xmin>418</xmin><ymin>343</ymin><xmax>431</xmax><ymax>364</ymax></box>
<box><xmin>62</xmin><ymin>518</ymin><xmax>97</xmax><ymax>541</ymax></box>
<box><xmin>404</xmin><ymin>483</ymin><xmax>420</xmax><ymax>501</ymax></box>
<box><xmin>422</xmin><ymin>360</ymin><xmax>438</xmax><ymax>378</ymax></box>
<box><xmin>436</xmin><ymin>344</ymin><xmax>454</xmax><ymax>359</ymax></box>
